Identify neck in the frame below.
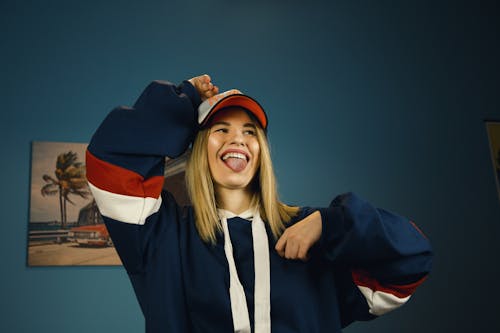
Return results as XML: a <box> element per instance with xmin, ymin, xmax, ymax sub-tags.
<box><xmin>216</xmin><ymin>187</ymin><xmax>253</xmax><ymax>215</ymax></box>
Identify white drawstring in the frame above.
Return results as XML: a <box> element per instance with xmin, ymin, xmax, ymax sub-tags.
<box><xmin>219</xmin><ymin>209</ymin><xmax>271</xmax><ymax>333</ymax></box>
<box><xmin>251</xmin><ymin>211</ymin><xmax>271</xmax><ymax>333</ymax></box>
<box><xmin>220</xmin><ymin>211</ymin><xmax>251</xmax><ymax>333</ymax></box>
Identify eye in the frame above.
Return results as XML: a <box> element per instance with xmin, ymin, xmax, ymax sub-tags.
<box><xmin>244</xmin><ymin>129</ymin><xmax>256</xmax><ymax>136</ymax></box>
<box><xmin>213</xmin><ymin>127</ymin><xmax>228</xmax><ymax>133</ymax></box>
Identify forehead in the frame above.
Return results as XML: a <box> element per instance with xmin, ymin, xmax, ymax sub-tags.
<box><xmin>208</xmin><ymin>107</ymin><xmax>257</xmax><ymax>126</ymax></box>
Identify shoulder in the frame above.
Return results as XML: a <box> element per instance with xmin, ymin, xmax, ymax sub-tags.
<box><xmin>160</xmin><ymin>190</ymin><xmax>195</xmax><ymax>219</ymax></box>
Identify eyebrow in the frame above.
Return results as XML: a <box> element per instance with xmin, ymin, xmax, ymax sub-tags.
<box><xmin>211</xmin><ymin>121</ymin><xmax>256</xmax><ymax>128</ymax></box>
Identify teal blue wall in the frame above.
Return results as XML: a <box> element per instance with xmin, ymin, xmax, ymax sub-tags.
<box><xmin>1</xmin><ymin>0</ymin><xmax>499</xmax><ymax>332</ymax></box>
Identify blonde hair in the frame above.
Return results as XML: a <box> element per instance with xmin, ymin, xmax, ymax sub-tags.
<box><xmin>185</xmin><ymin>122</ymin><xmax>299</xmax><ymax>244</ymax></box>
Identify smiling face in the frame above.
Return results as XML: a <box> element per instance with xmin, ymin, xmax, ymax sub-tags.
<box><xmin>207</xmin><ymin>108</ymin><xmax>261</xmax><ymax>192</ymax></box>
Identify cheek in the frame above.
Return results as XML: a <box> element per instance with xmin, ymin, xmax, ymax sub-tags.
<box><xmin>206</xmin><ymin>137</ymin><xmax>218</xmax><ymax>171</ymax></box>
<box><xmin>207</xmin><ymin>136</ymin><xmax>220</xmax><ymax>157</ymax></box>
<box><xmin>250</xmin><ymin>141</ymin><xmax>261</xmax><ymax>166</ymax></box>
<box><xmin>250</xmin><ymin>138</ymin><xmax>260</xmax><ymax>154</ymax></box>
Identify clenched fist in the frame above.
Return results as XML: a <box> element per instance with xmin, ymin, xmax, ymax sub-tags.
<box><xmin>188</xmin><ymin>74</ymin><xmax>219</xmax><ymax>101</ymax></box>
<box><xmin>275</xmin><ymin>211</ymin><xmax>322</xmax><ymax>261</ymax></box>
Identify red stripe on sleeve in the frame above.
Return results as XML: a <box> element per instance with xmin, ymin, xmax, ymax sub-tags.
<box><xmin>409</xmin><ymin>221</ymin><xmax>428</xmax><ymax>239</ymax></box>
<box><xmin>352</xmin><ymin>270</ymin><xmax>428</xmax><ymax>299</ymax></box>
<box><xmin>86</xmin><ymin>149</ymin><xmax>164</xmax><ymax>198</ymax></box>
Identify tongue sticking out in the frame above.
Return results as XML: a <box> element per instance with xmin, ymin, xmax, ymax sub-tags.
<box><xmin>224</xmin><ymin>157</ymin><xmax>247</xmax><ymax>172</ymax></box>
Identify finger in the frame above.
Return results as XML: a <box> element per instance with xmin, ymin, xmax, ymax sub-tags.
<box><xmin>275</xmin><ymin>234</ymin><xmax>287</xmax><ymax>257</ymax></box>
<box><xmin>205</xmin><ymin>87</ymin><xmax>219</xmax><ymax>98</ymax></box>
<box><xmin>200</xmin><ymin>81</ymin><xmax>211</xmax><ymax>91</ymax></box>
<box><xmin>284</xmin><ymin>239</ymin><xmax>299</xmax><ymax>259</ymax></box>
<box><xmin>297</xmin><ymin>244</ymin><xmax>310</xmax><ymax>261</ymax></box>
<box><xmin>201</xmin><ymin>74</ymin><xmax>210</xmax><ymax>84</ymax></box>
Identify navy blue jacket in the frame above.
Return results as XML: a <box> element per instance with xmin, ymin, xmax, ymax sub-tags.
<box><xmin>86</xmin><ymin>80</ymin><xmax>433</xmax><ymax>332</ymax></box>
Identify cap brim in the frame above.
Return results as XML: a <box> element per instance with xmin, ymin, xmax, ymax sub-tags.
<box><xmin>200</xmin><ymin>94</ymin><xmax>268</xmax><ymax>130</ymax></box>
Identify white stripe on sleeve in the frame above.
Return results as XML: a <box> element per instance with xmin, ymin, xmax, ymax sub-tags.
<box><xmin>357</xmin><ymin>285</ymin><xmax>411</xmax><ymax>316</ymax></box>
<box><xmin>88</xmin><ymin>182</ymin><xmax>162</xmax><ymax>225</ymax></box>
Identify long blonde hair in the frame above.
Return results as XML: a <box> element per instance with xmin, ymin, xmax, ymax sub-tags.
<box><xmin>185</xmin><ymin>122</ymin><xmax>299</xmax><ymax>244</ymax></box>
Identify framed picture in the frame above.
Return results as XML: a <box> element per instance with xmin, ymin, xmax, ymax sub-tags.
<box><xmin>485</xmin><ymin>120</ymin><xmax>500</xmax><ymax>203</ymax></box>
<box><xmin>28</xmin><ymin>141</ymin><xmax>189</xmax><ymax>266</ymax></box>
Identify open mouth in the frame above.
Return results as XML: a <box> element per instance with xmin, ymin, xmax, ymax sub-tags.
<box><xmin>221</xmin><ymin>150</ymin><xmax>249</xmax><ymax>172</ymax></box>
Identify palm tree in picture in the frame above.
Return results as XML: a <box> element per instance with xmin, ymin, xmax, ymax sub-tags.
<box><xmin>41</xmin><ymin>151</ymin><xmax>91</xmax><ymax>228</ymax></box>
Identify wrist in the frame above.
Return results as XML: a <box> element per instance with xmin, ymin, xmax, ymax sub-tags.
<box><xmin>179</xmin><ymin>80</ymin><xmax>202</xmax><ymax>110</ymax></box>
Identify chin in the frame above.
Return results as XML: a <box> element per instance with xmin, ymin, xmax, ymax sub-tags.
<box><xmin>223</xmin><ymin>180</ymin><xmax>252</xmax><ymax>190</ymax></box>
<box><xmin>216</xmin><ymin>175</ymin><xmax>254</xmax><ymax>190</ymax></box>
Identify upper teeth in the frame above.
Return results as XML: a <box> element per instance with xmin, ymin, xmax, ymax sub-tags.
<box><xmin>222</xmin><ymin>152</ymin><xmax>247</xmax><ymax>160</ymax></box>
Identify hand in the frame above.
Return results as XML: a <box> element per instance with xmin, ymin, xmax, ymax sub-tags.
<box><xmin>188</xmin><ymin>74</ymin><xmax>219</xmax><ymax>101</ymax></box>
<box><xmin>275</xmin><ymin>211</ymin><xmax>322</xmax><ymax>261</ymax></box>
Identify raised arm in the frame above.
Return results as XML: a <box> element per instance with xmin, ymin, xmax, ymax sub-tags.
<box><xmin>85</xmin><ymin>75</ymin><xmax>217</xmax><ymax>272</ymax></box>
<box><xmin>86</xmin><ymin>80</ymin><xmax>199</xmax><ymax>223</ymax></box>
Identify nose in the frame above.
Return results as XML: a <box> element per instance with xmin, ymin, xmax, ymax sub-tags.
<box><xmin>229</xmin><ymin>129</ymin><xmax>245</xmax><ymax>146</ymax></box>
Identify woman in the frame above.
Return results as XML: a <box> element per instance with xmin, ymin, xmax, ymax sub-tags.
<box><xmin>86</xmin><ymin>74</ymin><xmax>433</xmax><ymax>333</ymax></box>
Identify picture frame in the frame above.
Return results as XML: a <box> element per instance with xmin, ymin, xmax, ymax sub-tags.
<box><xmin>28</xmin><ymin>141</ymin><xmax>189</xmax><ymax>266</ymax></box>
<box><xmin>485</xmin><ymin>120</ymin><xmax>500</xmax><ymax>203</ymax></box>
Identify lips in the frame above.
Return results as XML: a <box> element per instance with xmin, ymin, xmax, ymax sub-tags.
<box><xmin>221</xmin><ymin>149</ymin><xmax>249</xmax><ymax>172</ymax></box>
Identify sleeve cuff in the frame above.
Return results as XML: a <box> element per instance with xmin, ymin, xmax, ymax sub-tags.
<box><xmin>318</xmin><ymin>207</ymin><xmax>333</xmax><ymax>251</ymax></box>
<box><xmin>179</xmin><ymin>80</ymin><xmax>202</xmax><ymax>111</ymax></box>
<box><xmin>319</xmin><ymin>192</ymin><xmax>363</xmax><ymax>261</ymax></box>
<box><xmin>317</xmin><ymin>197</ymin><xmax>354</xmax><ymax>262</ymax></box>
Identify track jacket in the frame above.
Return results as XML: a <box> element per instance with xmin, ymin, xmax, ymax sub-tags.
<box><xmin>86</xmin><ymin>80</ymin><xmax>433</xmax><ymax>333</ymax></box>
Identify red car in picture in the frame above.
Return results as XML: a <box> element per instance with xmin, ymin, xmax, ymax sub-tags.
<box><xmin>68</xmin><ymin>224</ymin><xmax>113</xmax><ymax>247</ymax></box>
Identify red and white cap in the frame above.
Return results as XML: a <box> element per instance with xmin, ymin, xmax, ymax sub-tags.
<box><xmin>198</xmin><ymin>89</ymin><xmax>268</xmax><ymax>130</ymax></box>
